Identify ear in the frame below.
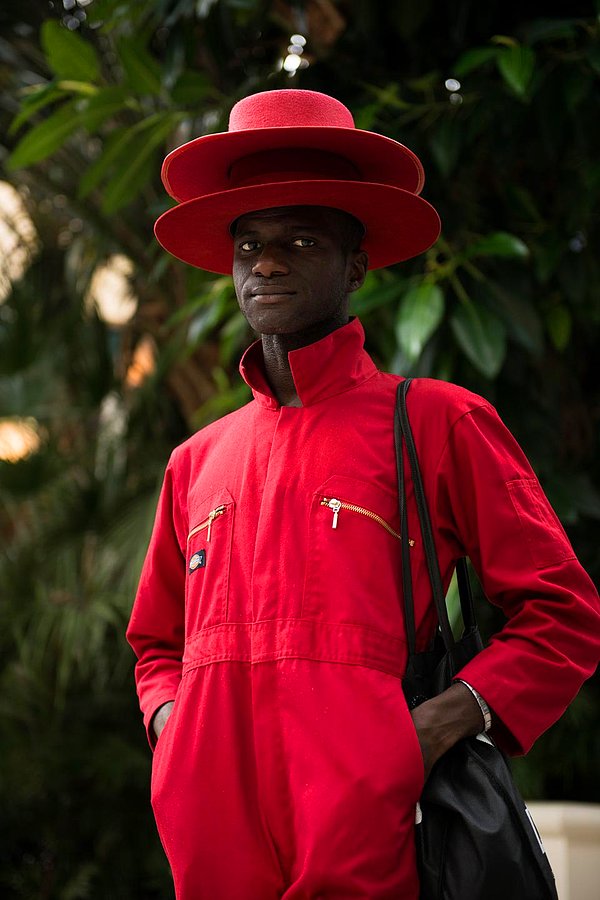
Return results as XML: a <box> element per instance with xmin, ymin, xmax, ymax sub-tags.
<box><xmin>347</xmin><ymin>250</ymin><xmax>369</xmax><ymax>294</ymax></box>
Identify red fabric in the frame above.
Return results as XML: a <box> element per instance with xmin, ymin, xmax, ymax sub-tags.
<box><xmin>156</xmin><ymin>89</ymin><xmax>440</xmax><ymax>274</ymax></box>
<box><xmin>229</xmin><ymin>89</ymin><xmax>356</xmax><ymax>130</ymax></box>
<box><xmin>154</xmin><ymin>179</ymin><xmax>440</xmax><ymax>275</ymax></box>
<box><xmin>127</xmin><ymin>317</ymin><xmax>600</xmax><ymax>899</ymax></box>
<box><xmin>161</xmin><ymin>89</ymin><xmax>424</xmax><ymax>203</ymax></box>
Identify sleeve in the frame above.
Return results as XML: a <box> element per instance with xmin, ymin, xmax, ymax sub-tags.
<box><xmin>435</xmin><ymin>403</ymin><xmax>600</xmax><ymax>755</ymax></box>
<box><xmin>126</xmin><ymin>455</ymin><xmax>187</xmax><ymax>746</ymax></box>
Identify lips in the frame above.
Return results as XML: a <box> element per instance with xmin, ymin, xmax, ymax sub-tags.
<box><xmin>249</xmin><ymin>287</ymin><xmax>297</xmax><ymax>304</ymax></box>
<box><xmin>250</xmin><ymin>288</ymin><xmax>296</xmax><ymax>296</ymax></box>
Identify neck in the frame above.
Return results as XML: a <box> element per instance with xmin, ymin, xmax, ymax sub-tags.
<box><xmin>261</xmin><ymin>316</ymin><xmax>349</xmax><ymax>406</ymax></box>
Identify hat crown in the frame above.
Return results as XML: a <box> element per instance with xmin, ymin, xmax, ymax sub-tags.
<box><xmin>228</xmin><ymin>89</ymin><xmax>355</xmax><ymax>132</ymax></box>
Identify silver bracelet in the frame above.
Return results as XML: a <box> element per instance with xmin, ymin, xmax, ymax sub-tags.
<box><xmin>456</xmin><ymin>679</ymin><xmax>492</xmax><ymax>733</ymax></box>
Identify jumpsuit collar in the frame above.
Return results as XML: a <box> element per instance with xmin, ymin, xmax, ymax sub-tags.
<box><xmin>239</xmin><ymin>317</ymin><xmax>378</xmax><ymax>409</ymax></box>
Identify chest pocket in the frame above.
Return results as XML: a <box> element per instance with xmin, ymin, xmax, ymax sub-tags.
<box><xmin>185</xmin><ymin>488</ymin><xmax>235</xmax><ymax>634</ymax></box>
<box><xmin>302</xmin><ymin>475</ymin><xmax>408</xmax><ymax>636</ymax></box>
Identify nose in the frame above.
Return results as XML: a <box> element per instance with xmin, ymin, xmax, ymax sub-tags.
<box><xmin>251</xmin><ymin>244</ymin><xmax>290</xmax><ymax>278</ymax></box>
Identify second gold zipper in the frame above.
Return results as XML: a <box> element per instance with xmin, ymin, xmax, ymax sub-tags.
<box><xmin>320</xmin><ymin>497</ymin><xmax>414</xmax><ymax>546</ymax></box>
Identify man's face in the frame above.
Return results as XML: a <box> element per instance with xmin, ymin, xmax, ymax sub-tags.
<box><xmin>232</xmin><ymin>206</ymin><xmax>367</xmax><ymax>336</ymax></box>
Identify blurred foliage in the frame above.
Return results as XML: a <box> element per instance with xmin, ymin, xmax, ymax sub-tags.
<box><xmin>0</xmin><ymin>0</ymin><xmax>599</xmax><ymax>896</ymax></box>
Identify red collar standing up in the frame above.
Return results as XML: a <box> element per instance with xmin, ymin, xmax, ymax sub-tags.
<box><xmin>239</xmin><ymin>317</ymin><xmax>379</xmax><ymax>409</ymax></box>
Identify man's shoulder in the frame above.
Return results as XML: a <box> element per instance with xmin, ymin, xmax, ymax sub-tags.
<box><xmin>374</xmin><ymin>372</ymin><xmax>493</xmax><ymax>424</ymax></box>
<box><xmin>387</xmin><ymin>376</ymin><xmax>506</xmax><ymax>472</ymax></box>
<box><xmin>169</xmin><ymin>400</ymin><xmax>255</xmax><ymax>467</ymax></box>
<box><xmin>405</xmin><ymin>376</ymin><xmax>492</xmax><ymax>417</ymax></box>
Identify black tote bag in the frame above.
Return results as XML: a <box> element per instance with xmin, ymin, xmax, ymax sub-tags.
<box><xmin>395</xmin><ymin>378</ymin><xmax>559</xmax><ymax>900</ymax></box>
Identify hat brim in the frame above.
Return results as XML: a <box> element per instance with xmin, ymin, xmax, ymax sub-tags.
<box><xmin>162</xmin><ymin>127</ymin><xmax>426</xmax><ymax>202</ymax></box>
<box><xmin>154</xmin><ymin>180</ymin><xmax>441</xmax><ymax>274</ymax></box>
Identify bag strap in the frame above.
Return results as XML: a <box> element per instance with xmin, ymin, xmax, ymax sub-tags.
<box><xmin>394</xmin><ymin>378</ymin><xmax>477</xmax><ymax>655</ymax></box>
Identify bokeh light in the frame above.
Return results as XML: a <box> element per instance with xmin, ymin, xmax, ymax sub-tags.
<box><xmin>280</xmin><ymin>33</ymin><xmax>309</xmax><ymax>77</ymax></box>
<box><xmin>86</xmin><ymin>254</ymin><xmax>138</xmax><ymax>327</ymax></box>
<box><xmin>0</xmin><ymin>417</ymin><xmax>43</xmax><ymax>462</ymax></box>
<box><xmin>0</xmin><ymin>182</ymin><xmax>39</xmax><ymax>303</ymax></box>
<box><xmin>444</xmin><ymin>78</ymin><xmax>461</xmax><ymax>92</ymax></box>
<box><xmin>125</xmin><ymin>335</ymin><xmax>156</xmax><ymax>387</ymax></box>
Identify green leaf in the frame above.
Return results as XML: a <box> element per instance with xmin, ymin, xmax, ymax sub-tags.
<box><xmin>171</xmin><ymin>71</ymin><xmax>210</xmax><ymax>106</ymax></box>
<box><xmin>9</xmin><ymin>82</ymin><xmax>64</xmax><ymax>135</ymax></box>
<box><xmin>562</xmin><ymin>69</ymin><xmax>591</xmax><ymax>111</ymax></box>
<box><xmin>85</xmin><ymin>0</ymin><xmax>145</xmax><ymax>31</ymax></box>
<box><xmin>78</xmin><ymin>126</ymin><xmax>138</xmax><ymax>198</ymax></box>
<box><xmin>497</xmin><ymin>45</ymin><xmax>535</xmax><ymax>98</ymax></box>
<box><xmin>546</xmin><ymin>305</ymin><xmax>572</xmax><ymax>351</ymax></box>
<box><xmin>521</xmin><ymin>18</ymin><xmax>577</xmax><ymax>45</ymax></box>
<box><xmin>532</xmin><ymin>239</ymin><xmax>562</xmax><ymax>284</ymax></box>
<box><xmin>487</xmin><ymin>285</ymin><xmax>543</xmax><ymax>356</ymax></box>
<box><xmin>450</xmin><ymin>300</ymin><xmax>506</xmax><ymax>378</ymax></box>
<box><xmin>505</xmin><ymin>185</ymin><xmax>543</xmax><ymax>223</ymax></box>
<box><xmin>101</xmin><ymin>147</ymin><xmax>155</xmax><ymax>214</ymax></box>
<box><xmin>465</xmin><ymin>231</ymin><xmax>529</xmax><ymax>260</ymax></box>
<box><xmin>365</xmin><ymin>83</ymin><xmax>411</xmax><ymax>110</ymax></box>
<box><xmin>491</xmin><ymin>34</ymin><xmax>518</xmax><ymax>48</ymax></box>
<box><xmin>117</xmin><ymin>37</ymin><xmax>162</xmax><ymax>96</ymax></box>
<box><xmin>395</xmin><ymin>283</ymin><xmax>445</xmax><ymax>363</ymax></box>
<box><xmin>429</xmin><ymin>118</ymin><xmax>462</xmax><ymax>178</ymax></box>
<box><xmin>444</xmin><ymin>571</ymin><xmax>462</xmax><ymax>636</ymax></box>
<box><xmin>349</xmin><ymin>273</ymin><xmax>404</xmax><ymax>316</ymax></box>
<box><xmin>56</xmin><ymin>80</ymin><xmax>98</xmax><ymax>96</ymax></box>
<box><xmin>353</xmin><ymin>102</ymin><xmax>381</xmax><ymax>131</ymax></box>
<box><xmin>78</xmin><ymin>86</ymin><xmax>131</xmax><ymax>131</ymax></box>
<box><xmin>78</xmin><ymin>113</ymin><xmax>170</xmax><ymax>198</ymax></box>
<box><xmin>167</xmin><ymin>282</ymin><xmax>227</xmax><ymax>328</ymax></box>
<box><xmin>406</xmin><ymin>72</ymin><xmax>438</xmax><ymax>93</ymax></box>
<box><xmin>101</xmin><ymin>114</ymin><xmax>183</xmax><ymax>214</ymax></box>
<box><xmin>453</xmin><ymin>46</ymin><xmax>499</xmax><ymax>77</ymax></box>
<box><xmin>197</xmin><ymin>0</ymin><xmax>220</xmax><ymax>17</ymax></box>
<box><xmin>40</xmin><ymin>20</ymin><xmax>100</xmax><ymax>83</ymax></box>
<box><xmin>6</xmin><ymin>100</ymin><xmax>81</xmax><ymax>170</ymax></box>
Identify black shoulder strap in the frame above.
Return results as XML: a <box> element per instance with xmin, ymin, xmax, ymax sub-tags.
<box><xmin>394</xmin><ymin>378</ymin><xmax>477</xmax><ymax>654</ymax></box>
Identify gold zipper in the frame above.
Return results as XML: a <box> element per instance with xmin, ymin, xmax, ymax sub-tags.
<box><xmin>321</xmin><ymin>497</ymin><xmax>415</xmax><ymax>546</ymax></box>
<box><xmin>187</xmin><ymin>505</ymin><xmax>226</xmax><ymax>543</ymax></box>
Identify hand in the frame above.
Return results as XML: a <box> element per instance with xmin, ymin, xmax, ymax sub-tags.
<box><xmin>410</xmin><ymin>682</ymin><xmax>486</xmax><ymax>780</ymax></box>
<box><xmin>152</xmin><ymin>701</ymin><xmax>174</xmax><ymax>742</ymax></box>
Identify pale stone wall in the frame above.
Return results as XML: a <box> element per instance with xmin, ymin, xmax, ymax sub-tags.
<box><xmin>526</xmin><ymin>803</ymin><xmax>600</xmax><ymax>900</ymax></box>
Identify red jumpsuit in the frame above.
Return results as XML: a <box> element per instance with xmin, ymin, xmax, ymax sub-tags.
<box><xmin>127</xmin><ymin>318</ymin><xmax>600</xmax><ymax>899</ymax></box>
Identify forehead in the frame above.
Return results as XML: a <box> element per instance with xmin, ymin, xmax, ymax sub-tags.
<box><xmin>232</xmin><ymin>205</ymin><xmax>346</xmax><ymax>235</ymax></box>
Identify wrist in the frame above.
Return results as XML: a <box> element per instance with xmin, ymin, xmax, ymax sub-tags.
<box><xmin>429</xmin><ymin>682</ymin><xmax>486</xmax><ymax>748</ymax></box>
<box><xmin>454</xmin><ymin>679</ymin><xmax>492</xmax><ymax>733</ymax></box>
<box><xmin>411</xmin><ymin>682</ymin><xmax>485</xmax><ymax>771</ymax></box>
<box><xmin>152</xmin><ymin>700</ymin><xmax>175</xmax><ymax>741</ymax></box>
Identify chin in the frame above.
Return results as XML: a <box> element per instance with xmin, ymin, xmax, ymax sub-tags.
<box><xmin>247</xmin><ymin>314</ymin><xmax>306</xmax><ymax>336</ymax></box>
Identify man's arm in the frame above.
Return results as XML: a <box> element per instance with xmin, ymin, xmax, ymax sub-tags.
<box><xmin>127</xmin><ymin>458</ymin><xmax>187</xmax><ymax>747</ymax></box>
<box><xmin>411</xmin><ymin>682</ymin><xmax>486</xmax><ymax>779</ymax></box>
<box><xmin>428</xmin><ymin>400</ymin><xmax>600</xmax><ymax>757</ymax></box>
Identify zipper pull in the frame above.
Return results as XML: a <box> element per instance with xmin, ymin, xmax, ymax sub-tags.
<box><xmin>206</xmin><ymin>505</ymin><xmax>225</xmax><ymax>542</ymax></box>
<box><xmin>326</xmin><ymin>497</ymin><xmax>342</xmax><ymax>529</ymax></box>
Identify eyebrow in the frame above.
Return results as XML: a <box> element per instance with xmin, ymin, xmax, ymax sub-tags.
<box><xmin>235</xmin><ymin>224</ymin><xmax>332</xmax><ymax>237</ymax></box>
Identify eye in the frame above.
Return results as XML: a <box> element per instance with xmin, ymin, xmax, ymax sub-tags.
<box><xmin>239</xmin><ymin>240</ymin><xmax>260</xmax><ymax>252</ymax></box>
<box><xmin>292</xmin><ymin>238</ymin><xmax>316</xmax><ymax>248</ymax></box>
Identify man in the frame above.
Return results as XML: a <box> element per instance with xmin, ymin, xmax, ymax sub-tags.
<box><xmin>127</xmin><ymin>89</ymin><xmax>600</xmax><ymax>899</ymax></box>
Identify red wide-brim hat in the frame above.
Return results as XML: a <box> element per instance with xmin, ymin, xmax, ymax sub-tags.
<box><xmin>154</xmin><ymin>89</ymin><xmax>441</xmax><ymax>273</ymax></box>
